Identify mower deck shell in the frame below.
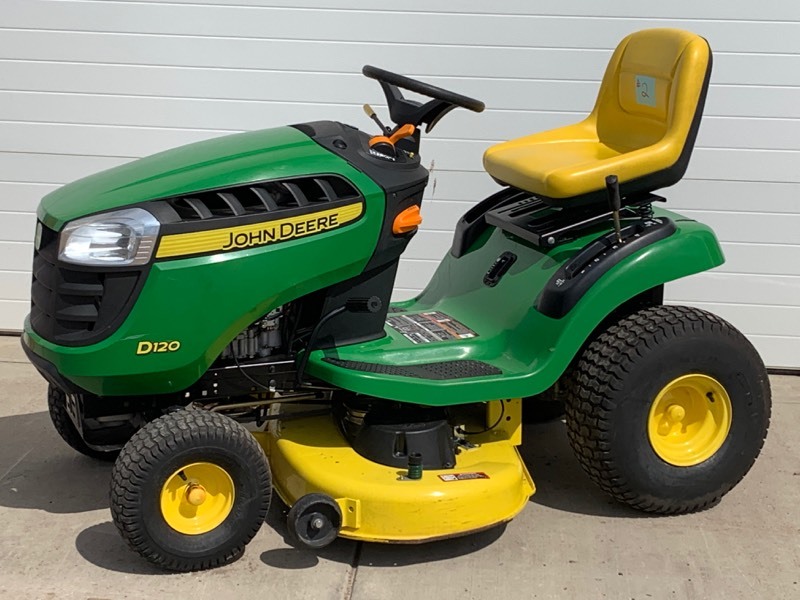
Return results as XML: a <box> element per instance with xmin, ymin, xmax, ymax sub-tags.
<box><xmin>256</xmin><ymin>400</ymin><xmax>534</xmax><ymax>543</ymax></box>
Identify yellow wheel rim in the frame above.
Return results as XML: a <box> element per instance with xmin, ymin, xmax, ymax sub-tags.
<box><xmin>160</xmin><ymin>462</ymin><xmax>235</xmax><ymax>535</ymax></box>
<box><xmin>647</xmin><ymin>374</ymin><xmax>732</xmax><ymax>467</ymax></box>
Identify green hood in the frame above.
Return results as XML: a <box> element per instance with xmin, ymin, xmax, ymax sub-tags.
<box><xmin>38</xmin><ymin>126</ymin><xmax>342</xmax><ymax>230</ymax></box>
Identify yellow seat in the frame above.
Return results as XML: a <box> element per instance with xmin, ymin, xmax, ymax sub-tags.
<box><xmin>483</xmin><ymin>29</ymin><xmax>712</xmax><ymax>206</ymax></box>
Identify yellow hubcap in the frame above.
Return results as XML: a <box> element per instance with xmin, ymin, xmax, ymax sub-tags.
<box><xmin>160</xmin><ymin>462</ymin><xmax>235</xmax><ymax>535</ymax></box>
<box><xmin>647</xmin><ymin>374</ymin><xmax>733</xmax><ymax>467</ymax></box>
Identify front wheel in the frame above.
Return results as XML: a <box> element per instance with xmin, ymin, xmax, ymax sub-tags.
<box><xmin>564</xmin><ymin>306</ymin><xmax>770</xmax><ymax>514</ymax></box>
<box><xmin>47</xmin><ymin>385</ymin><xmax>118</xmax><ymax>461</ymax></box>
<box><xmin>110</xmin><ymin>410</ymin><xmax>271</xmax><ymax>571</ymax></box>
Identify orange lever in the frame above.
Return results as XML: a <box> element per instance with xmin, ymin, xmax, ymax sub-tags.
<box><xmin>369</xmin><ymin>124</ymin><xmax>416</xmax><ymax>149</ymax></box>
<box><xmin>388</xmin><ymin>123</ymin><xmax>416</xmax><ymax>145</ymax></box>
<box><xmin>392</xmin><ymin>205</ymin><xmax>423</xmax><ymax>235</ymax></box>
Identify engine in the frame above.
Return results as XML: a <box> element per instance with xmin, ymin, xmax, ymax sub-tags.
<box><xmin>220</xmin><ymin>308</ymin><xmax>284</xmax><ymax>360</ymax></box>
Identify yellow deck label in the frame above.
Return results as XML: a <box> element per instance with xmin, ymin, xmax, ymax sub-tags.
<box><xmin>156</xmin><ymin>202</ymin><xmax>363</xmax><ymax>259</ymax></box>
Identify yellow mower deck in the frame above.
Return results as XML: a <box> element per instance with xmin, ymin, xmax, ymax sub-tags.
<box><xmin>253</xmin><ymin>400</ymin><xmax>535</xmax><ymax>543</ymax></box>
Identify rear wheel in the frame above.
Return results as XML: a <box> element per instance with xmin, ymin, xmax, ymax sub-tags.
<box><xmin>47</xmin><ymin>385</ymin><xmax>117</xmax><ymax>461</ymax></box>
<box><xmin>564</xmin><ymin>306</ymin><xmax>770</xmax><ymax>514</ymax></box>
<box><xmin>110</xmin><ymin>410</ymin><xmax>271</xmax><ymax>571</ymax></box>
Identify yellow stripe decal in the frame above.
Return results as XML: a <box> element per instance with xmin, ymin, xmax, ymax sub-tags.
<box><xmin>156</xmin><ymin>202</ymin><xmax>364</xmax><ymax>259</ymax></box>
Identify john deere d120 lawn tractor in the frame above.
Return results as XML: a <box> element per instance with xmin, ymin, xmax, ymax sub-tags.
<box><xmin>22</xmin><ymin>28</ymin><xmax>770</xmax><ymax>571</ymax></box>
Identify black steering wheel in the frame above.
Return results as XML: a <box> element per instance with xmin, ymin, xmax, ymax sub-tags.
<box><xmin>362</xmin><ymin>65</ymin><xmax>485</xmax><ymax>133</ymax></box>
<box><xmin>363</xmin><ymin>65</ymin><xmax>485</xmax><ymax>113</ymax></box>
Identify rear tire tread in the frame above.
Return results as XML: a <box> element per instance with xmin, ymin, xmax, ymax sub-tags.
<box><xmin>564</xmin><ymin>305</ymin><xmax>770</xmax><ymax>515</ymax></box>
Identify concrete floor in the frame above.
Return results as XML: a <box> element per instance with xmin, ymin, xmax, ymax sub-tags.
<box><xmin>0</xmin><ymin>336</ymin><xmax>797</xmax><ymax>600</ymax></box>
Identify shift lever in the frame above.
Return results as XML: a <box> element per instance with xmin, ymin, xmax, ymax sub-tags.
<box><xmin>605</xmin><ymin>175</ymin><xmax>623</xmax><ymax>244</ymax></box>
<box><xmin>363</xmin><ymin>104</ymin><xmax>389</xmax><ymax>134</ymax></box>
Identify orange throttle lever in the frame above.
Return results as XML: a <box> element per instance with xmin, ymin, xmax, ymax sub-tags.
<box><xmin>387</xmin><ymin>123</ymin><xmax>416</xmax><ymax>145</ymax></box>
<box><xmin>369</xmin><ymin>124</ymin><xmax>416</xmax><ymax>158</ymax></box>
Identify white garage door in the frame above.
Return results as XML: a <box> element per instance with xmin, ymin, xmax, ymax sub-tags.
<box><xmin>1</xmin><ymin>0</ymin><xmax>798</xmax><ymax>368</ymax></box>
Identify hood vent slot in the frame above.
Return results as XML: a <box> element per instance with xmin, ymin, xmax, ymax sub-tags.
<box><xmin>165</xmin><ymin>176</ymin><xmax>359</xmax><ymax>222</ymax></box>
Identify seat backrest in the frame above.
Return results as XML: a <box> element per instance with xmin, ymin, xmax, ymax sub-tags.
<box><xmin>592</xmin><ymin>28</ymin><xmax>712</xmax><ymax>161</ymax></box>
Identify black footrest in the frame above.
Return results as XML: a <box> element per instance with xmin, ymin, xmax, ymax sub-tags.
<box><xmin>323</xmin><ymin>358</ymin><xmax>502</xmax><ymax>380</ymax></box>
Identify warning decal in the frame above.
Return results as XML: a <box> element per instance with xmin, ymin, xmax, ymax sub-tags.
<box><xmin>386</xmin><ymin>311</ymin><xmax>478</xmax><ymax>344</ymax></box>
<box><xmin>438</xmin><ymin>472</ymin><xmax>490</xmax><ymax>482</ymax></box>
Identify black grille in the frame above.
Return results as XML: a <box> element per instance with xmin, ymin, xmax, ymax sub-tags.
<box><xmin>164</xmin><ymin>176</ymin><xmax>360</xmax><ymax>222</ymax></box>
<box><xmin>29</xmin><ymin>224</ymin><xmax>144</xmax><ymax>346</ymax></box>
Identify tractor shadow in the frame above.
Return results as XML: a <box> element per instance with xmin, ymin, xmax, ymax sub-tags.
<box><xmin>261</xmin><ymin>494</ymin><xmax>508</xmax><ymax>570</ymax></box>
<box><xmin>0</xmin><ymin>409</ymin><xmax>640</xmax><ymax>575</ymax></box>
<box><xmin>0</xmin><ymin>411</ymin><xmax>166</xmax><ymax>575</ymax></box>
<box><xmin>0</xmin><ymin>411</ymin><xmax>112</xmax><ymax>514</ymax></box>
<box><xmin>520</xmin><ymin>419</ymin><xmax>646</xmax><ymax>518</ymax></box>
<box><xmin>75</xmin><ymin>521</ymin><xmax>172</xmax><ymax>575</ymax></box>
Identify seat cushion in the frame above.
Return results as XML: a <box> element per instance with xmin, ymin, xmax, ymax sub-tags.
<box><xmin>483</xmin><ymin>124</ymin><xmax>625</xmax><ymax>199</ymax></box>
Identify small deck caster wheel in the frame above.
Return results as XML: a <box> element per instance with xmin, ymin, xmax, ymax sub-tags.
<box><xmin>286</xmin><ymin>493</ymin><xmax>342</xmax><ymax>549</ymax></box>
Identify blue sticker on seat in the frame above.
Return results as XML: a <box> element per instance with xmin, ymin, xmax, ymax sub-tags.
<box><xmin>635</xmin><ymin>75</ymin><xmax>656</xmax><ymax>107</ymax></box>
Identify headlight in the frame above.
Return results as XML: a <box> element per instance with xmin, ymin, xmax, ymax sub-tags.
<box><xmin>58</xmin><ymin>208</ymin><xmax>160</xmax><ymax>266</ymax></box>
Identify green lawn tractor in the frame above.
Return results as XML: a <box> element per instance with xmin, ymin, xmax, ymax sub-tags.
<box><xmin>22</xmin><ymin>28</ymin><xmax>771</xmax><ymax>571</ymax></box>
